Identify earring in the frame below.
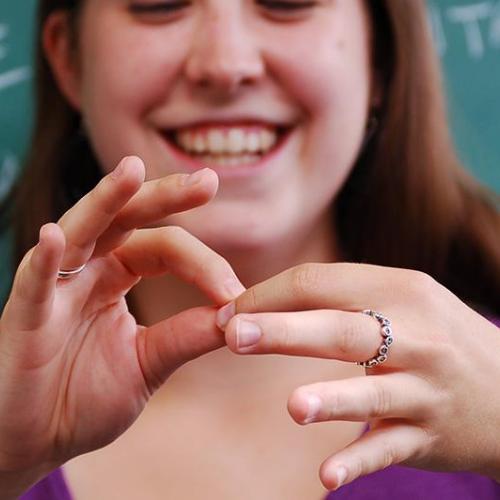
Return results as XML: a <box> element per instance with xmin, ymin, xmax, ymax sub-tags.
<box><xmin>361</xmin><ymin>112</ymin><xmax>380</xmax><ymax>151</ymax></box>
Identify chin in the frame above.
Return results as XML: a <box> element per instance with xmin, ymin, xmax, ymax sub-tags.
<box><xmin>167</xmin><ymin>210</ymin><xmax>294</xmax><ymax>255</ymax></box>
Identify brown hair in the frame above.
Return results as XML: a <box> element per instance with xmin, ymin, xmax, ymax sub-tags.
<box><xmin>2</xmin><ymin>0</ymin><xmax>499</xmax><ymax>315</ymax></box>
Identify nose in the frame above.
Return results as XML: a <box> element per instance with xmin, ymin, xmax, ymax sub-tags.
<box><xmin>184</xmin><ymin>9</ymin><xmax>265</xmax><ymax>96</ymax></box>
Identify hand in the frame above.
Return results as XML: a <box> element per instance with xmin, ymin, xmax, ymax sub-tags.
<box><xmin>216</xmin><ymin>263</ymin><xmax>500</xmax><ymax>490</ymax></box>
<box><xmin>0</xmin><ymin>157</ymin><xmax>244</xmax><ymax>479</ymax></box>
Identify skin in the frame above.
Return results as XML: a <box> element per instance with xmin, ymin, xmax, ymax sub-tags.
<box><xmin>0</xmin><ymin>158</ymin><xmax>246</xmax><ymax>498</ymax></box>
<box><xmin>218</xmin><ymin>265</ymin><xmax>500</xmax><ymax>487</ymax></box>
<box><xmin>47</xmin><ymin>0</ymin><xmax>376</xmax><ymax>269</ymax></box>
<box><xmin>0</xmin><ymin>0</ymin><xmax>499</xmax><ymax>498</ymax></box>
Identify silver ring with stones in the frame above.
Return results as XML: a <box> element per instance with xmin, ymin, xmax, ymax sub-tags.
<box><xmin>57</xmin><ymin>264</ymin><xmax>86</xmax><ymax>280</ymax></box>
<box><xmin>357</xmin><ymin>309</ymin><xmax>394</xmax><ymax>368</ymax></box>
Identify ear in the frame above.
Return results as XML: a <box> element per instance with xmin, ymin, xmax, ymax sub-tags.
<box><xmin>42</xmin><ymin>10</ymin><xmax>82</xmax><ymax>111</ymax></box>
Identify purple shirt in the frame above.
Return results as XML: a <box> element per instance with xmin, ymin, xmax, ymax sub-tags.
<box><xmin>20</xmin><ymin>458</ymin><xmax>500</xmax><ymax>500</ymax></box>
<box><xmin>21</xmin><ymin>317</ymin><xmax>500</xmax><ymax>499</ymax></box>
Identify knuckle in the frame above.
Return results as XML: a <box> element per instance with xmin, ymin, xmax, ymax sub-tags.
<box><xmin>155</xmin><ymin>226</ymin><xmax>191</xmax><ymax>270</ymax></box>
<box><xmin>324</xmin><ymin>389</ymin><xmax>342</xmax><ymax>420</ymax></box>
<box><xmin>91</xmin><ymin>180</ymin><xmax>116</xmax><ymax>217</ymax></box>
<box><xmin>65</xmin><ymin>235</ymin><xmax>89</xmax><ymax>254</ymax></box>
<box><xmin>337</xmin><ymin>319</ymin><xmax>363</xmax><ymax>356</ymax></box>
<box><xmin>351</xmin><ymin>456</ymin><xmax>365</xmax><ymax>478</ymax></box>
<box><xmin>426</xmin><ymin>337</ymin><xmax>454</xmax><ymax>365</ymax></box>
<box><xmin>418</xmin><ymin>426</ymin><xmax>440</xmax><ymax>456</ymax></box>
<box><xmin>275</xmin><ymin>316</ymin><xmax>295</xmax><ymax>351</ymax></box>
<box><xmin>424</xmin><ymin>385</ymin><xmax>450</xmax><ymax>420</ymax></box>
<box><xmin>210</xmin><ymin>253</ymin><xmax>233</xmax><ymax>277</ymax></box>
<box><xmin>369</xmin><ymin>379</ymin><xmax>392</xmax><ymax>418</ymax></box>
<box><xmin>198</xmin><ymin>257</ymin><xmax>217</xmax><ymax>284</ymax></box>
<box><xmin>404</xmin><ymin>270</ymin><xmax>438</xmax><ymax>300</ymax></box>
<box><xmin>380</xmin><ymin>440</ymin><xmax>398</xmax><ymax>468</ymax></box>
<box><xmin>111</xmin><ymin>213</ymin><xmax>133</xmax><ymax>234</ymax></box>
<box><xmin>160</xmin><ymin>225</ymin><xmax>187</xmax><ymax>241</ymax></box>
<box><xmin>289</xmin><ymin>263</ymin><xmax>320</xmax><ymax>297</ymax></box>
<box><xmin>157</xmin><ymin>177</ymin><xmax>180</xmax><ymax>205</ymax></box>
<box><xmin>238</xmin><ymin>286</ymin><xmax>260</xmax><ymax>313</ymax></box>
<box><xmin>135</xmin><ymin>328</ymin><xmax>161</xmax><ymax>396</ymax></box>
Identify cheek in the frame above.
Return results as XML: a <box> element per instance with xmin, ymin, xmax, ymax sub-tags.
<box><xmin>274</xmin><ymin>36</ymin><xmax>371</xmax><ymax>192</ymax></box>
<box><xmin>82</xmin><ymin>13</ymin><xmax>188</xmax><ymax>107</ymax></box>
<box><xmin>263</xmin><ymin>9</ymin><xmax>372</xmax><ymax>114</ymax></box>
<box><xmin>271</xmin><ymin>27</ymin><xmax>372</xmax><ymax>215</ymax></box>
<box><xmin>78</xmin><ymin>18</ymin><xmax>188</xmax><ymax>170</ymax></box>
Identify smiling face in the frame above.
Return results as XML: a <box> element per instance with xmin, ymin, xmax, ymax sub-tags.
<box><xmin>46</xmin><ymin>0</ymin><xmax>377</xmax><ymax>255</ymax></box>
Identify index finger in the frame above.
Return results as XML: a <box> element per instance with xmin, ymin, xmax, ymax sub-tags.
<box><xmin>218</xmin><ymin>263</ymin><xmax>413</xmax><ymax>325</ymax></box>
<box><xmin>112</xmin><ymin>226</ymin><xmax>245</xmax><ymax>305</ymax></box>
<box><xmin>57</xmin><ymin>156</ymin><xmax>145</xmax><ymax>270</ymax></box>
<box><xmin>93</xmin><ymin>167</ymin><xmax>218</xmax><ymax>256</ymax></box>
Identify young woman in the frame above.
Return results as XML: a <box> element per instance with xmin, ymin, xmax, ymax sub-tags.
<box><xmin>0</xmin><ymin>0</ymin><xmax>499</xmax><ymax>498</ymax></box>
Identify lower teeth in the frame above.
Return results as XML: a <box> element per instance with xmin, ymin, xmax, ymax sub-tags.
<box><xmin>191</xmin><ymin>154</ymin><xmax>262</xmax><ymax>166</ymax></box>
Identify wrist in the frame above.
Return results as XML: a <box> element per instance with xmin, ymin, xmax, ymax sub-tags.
<box><xmin>475</xmin><ymin>451</ymin><xmax>500</xmax><ymax>484</ymax></box>
<box><xmin>0</xmin><ymin>463</ymin><xmax>54</xmax><ymax>500</ymax></box>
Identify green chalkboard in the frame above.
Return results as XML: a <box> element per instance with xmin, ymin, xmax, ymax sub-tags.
<box><xmin>429</xmin><ymin>0</ymin><xmax>500</xmax><ymax>191</ymax></box>
<box><xmin>1</xmin><ymin>0</ymin><xmax>499</xmax><ymax>196</ymax></box>
<box><xmin>0</xmin><ymin>1</ymin><xmax>36</xmax><ymax>303</ymax></box>
<box><xmin>0</xmin><ymin>0</ymin><xmax>36</xmax><ymax>200</ymax></box>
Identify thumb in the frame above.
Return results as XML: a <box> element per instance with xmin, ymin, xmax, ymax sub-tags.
<box><xmin>136</xmin><ymin>306</ymin><xmax>225</xmax><ymax>394</ymax></box>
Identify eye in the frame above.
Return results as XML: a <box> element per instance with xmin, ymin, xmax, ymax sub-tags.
<box><xmin>128</xmin><ymin>1</ymin><xmax>190</xmax><ymax>17</ymax></box>
<box><xmin>256</xmin><ymin>0</ymin><xmax>318</xmax><ymax>15</ymax></box>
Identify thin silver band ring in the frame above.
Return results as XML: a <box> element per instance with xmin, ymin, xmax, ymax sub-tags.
<box><xmin>57</xmin><ymin>264</ymin><xmax>86</xmax><ymax>280</ymax></box>
<box><xmin>357</xmin><ymin>309</ymin><xmax>394</xmax><ymax>368</ymax></box>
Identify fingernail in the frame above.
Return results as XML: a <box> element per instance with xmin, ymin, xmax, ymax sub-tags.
<box><xmin>216</xmin><ymin>302</ymin><xmax>235</xmax><ymax>330</ymax></box>
<box><xmin>236</xmin><ymin>319</ymin><xmax>262</xmax><ymax>349</ymax></box>
<box><xmin>224</xmin><ymin>278</ymin><xmax>245</xmax><ymax>298</ymax></box>
<box><xmin>303</xmin><ymin>394</ymin><xmax>322</xmax><ymax>424</ymax></box>
<box><xmin>335</xmin><ymin>467</ymin><xmax>348</xmax><ymax>489</ymax></box>
<box><xmin>184</xmin><ymin>168</ymin><xmax>207</xmax><ymax>186</ymax></box>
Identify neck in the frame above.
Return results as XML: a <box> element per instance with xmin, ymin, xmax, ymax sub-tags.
<box><xmin>129</xmin><ymin>213</ymin><xmax>341</xmax><ymax>324</ymax></box>
<box><xmin>222</xmin><ymin>212</ymin><xmax>341</xmax><ymax>288</ymax></box>
<box><xmin>126</xmin><ymin>214</ymin><xmax>357</xmax><ymax>405</ymax></box>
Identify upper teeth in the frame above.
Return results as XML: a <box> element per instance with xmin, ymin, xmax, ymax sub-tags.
<box><xmin>175</xmin><ymin>127</ymin><xmax>278</xmax><ymax>155</ymax></box>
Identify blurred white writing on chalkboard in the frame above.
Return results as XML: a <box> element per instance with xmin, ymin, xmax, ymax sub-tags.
<box><xmin>0</xmin><ymin>22</ymin><xmax>31</xmax><ymax>92</ymax></box>
<box><xmin>0</xmin><ymin>152</ymin><xmax>17</xmax><ymax>202</ymax></box>
<box><xmin>430</xmin><ymin>1</ymin><xmax>500</xmax><ymax>59</ymax></box>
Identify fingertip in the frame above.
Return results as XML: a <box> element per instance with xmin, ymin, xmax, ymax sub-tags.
<box><xmin>184</xmin><ymin>168</ymin><xmax>219</xmax><ymax>199</ymax></box>
<box><xmin>126</xmin><ymin>155</ymin><xmax>147</xmax><ymax>182</ymax></box>
<box><xmin>35</xmin><ymin>225</ymin><xmax>65</xmax><ymax>277</ymax></box>
<box><xmin>39</xmin><ymin>223</ymin><xmax>65</xmax><ymax>253</ymax></box>
<box><xmin>319</xmin><ymin>447</ymin><xmax>352</xmax><ymax>491</ymax></box>
<box><xmin>287</xmin><ymin>388</ymin><xmax>310</xmax><ymax>425</ymax></box>
<box><xmin>210</xmin><ymin>276</ymin><xmax>245</xmax><ymax>308</ymax></box>
<box><xmin>216</xmin><ymin>302</ymin><xmax>236</xmax><ymax>331</ymax></box>
<box><xmin>202</xmin><ymin>167</ymin><xmax>219</xmax><ymax>193</ymax></box>
<box><xmin>224</xmin><ymin>277</ymin><xmax>246</xmax><ymax>299</ymax></box>
<box><xmin>113</xmin><ymin>156</ymin><xmax>146</xmax><ymax>186</ymax></box>
<box><xmin>319</xmin><ymin>461</ymin><xmax>346</xmax><ymax>492</ymax></box>
<box><xmin>195</xmin><ymin>166</ymin><xmax>219</xmax><ymax>184</ymax></box>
